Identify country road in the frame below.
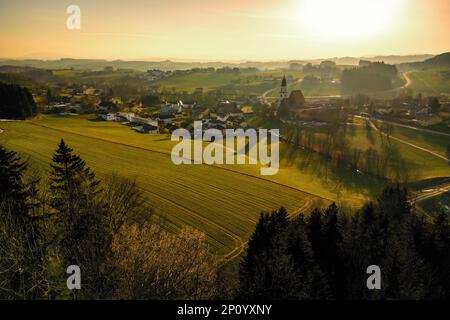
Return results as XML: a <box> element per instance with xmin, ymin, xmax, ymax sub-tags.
<box><xmin>412</xmin><ymin>183</ymin><xmax>450</xmax><ymax>203</ymax></box>
<box><xmin>259</xmin><ymin>87</ymin><xmax>278</xmax><ymax>105</ymax></box>
<box><xmin>367</xmin><ymin>118</ymin><xmax>449</xmax><ymax>162</ymax></box>
<box><xmin>367</xmin><ymin>117</ymin><xmax>450</xmax><ymax>138</ymax></box>
<box><xmin>401</xmin><ymin>71</ymin><xmax>413</xmax><ymax>89</ymax></box>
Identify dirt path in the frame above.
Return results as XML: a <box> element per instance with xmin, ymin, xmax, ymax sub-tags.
<box><xmin>368</xmin><ymin>119</ymin><xmax>449</xmax><ymax>162</ymax></box>
<box><xmin>402</xmin><ymin>71</ymin><xmax>413</xmax><ymax>89</ymax></box>
<box><xmin>259</xmin><ymin>87</ymin><xmax>278</xmax><ymax>105</ymax></box>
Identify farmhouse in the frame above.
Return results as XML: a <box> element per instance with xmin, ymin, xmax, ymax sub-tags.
<box><xmin>157</xmin><ymin>114</ymin><xmax>176</xmax><ymax>125</ymax></box>
<box><xmin>117</xmin><ymin>112</ymin><xmax>135</xmax><ymax>122</ymax></box>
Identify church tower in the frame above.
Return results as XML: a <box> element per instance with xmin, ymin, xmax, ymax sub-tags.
<box><xmin>280</xmin><ymin>76</ymin><xmax>288</xmax><ymax>101</ymax></box>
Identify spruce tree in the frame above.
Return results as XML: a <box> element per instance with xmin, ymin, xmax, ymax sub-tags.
<box><xmin>0</xmin><ymin>145</ymin><xmax>28</xmax><ymax>208</ymax></box>
<box><xmin>0</xmin><ymin>145</ymin><xmax>46</xmax><ymax>299</ymax></box>
<box><xmin>49</xmin><ymin>139</ymin><xmax>111</xmax><ymax>299</ymax></box>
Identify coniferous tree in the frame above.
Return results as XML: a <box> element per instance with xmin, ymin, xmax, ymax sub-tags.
<box><xmin>0</xmin><ymin>145</ymin><xmax>47</xmax><ymax>299</ymax></box>
<box><xmin>0</xmin><ymin>145</ymin><xmax>28</xmax><ymax>208</ymax></box>
<box><xmin>238</xmin><ymin>185</ymin><xmax>450</xmax><ymax>300</ymax></box>
<box><xmin>49</xmin><ymin>139</ymin><xmax>111</xmax><ymax>299</ymax></box>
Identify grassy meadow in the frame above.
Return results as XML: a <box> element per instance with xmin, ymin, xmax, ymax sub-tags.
<box><xmin>407</xmin><ymin>68</ymin><xmax>450</xmax><ymax>95</ymax></box>
<box><xmin>0</xmin><ymin>115</ymin><xmax>324</xmax><ymax>256</ymax></box>
<box><xmin>1</xmin><ymin>114</ymin><xmax>449</xmax><ymax>256</ymax></box>
<box><xmin>153</xmin><ymin>69</ymin><xmax>305</xmax><ymax>94</ymax></box>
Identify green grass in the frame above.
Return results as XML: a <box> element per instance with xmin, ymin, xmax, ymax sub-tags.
<box><xmin>314</xmin><ymin>118</ymin><xmax>450</xmax><ymax>180</ymax></box>
<box><xmin>0</xmin><ymin>115</ymin><xmax>325</xmax><ymax>256</ymax></box>
<box><xmin>28</xmin><ymin>115</ymin><xmax>369</xmax><ymax>206</ymax></box>
<box><xmin>408</xmin><ymin>68</ymin><xmax>450</xmax><ymax>95</ymax></box>
<box><xmin>153</xmin><ymin>70</ymin><xmax>304</xmax><ymax>94</ymax></box>
<box><xmin>3</xmin><ymin>113</ymin><xmax>447</xmax><ymax>254</ymax></box>
<box><xmin>389</xmin><ymin>125</ymin><xmax>449</xmax><ymax>157</ymax></box>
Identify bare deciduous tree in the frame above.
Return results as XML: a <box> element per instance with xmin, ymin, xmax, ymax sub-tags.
<box><xmin>112</xmin><ymin>223</ymin><xmax>218</xmax><ymax>300</ymax></box>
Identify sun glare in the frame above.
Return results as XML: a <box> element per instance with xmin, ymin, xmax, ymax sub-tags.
<box><xmin>298</xmin><ymin>0</ymin><xmax>402</xmax><ymax>39</ymax></box>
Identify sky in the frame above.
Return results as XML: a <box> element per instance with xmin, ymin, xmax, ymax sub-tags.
<box><xmin>0</xmin><ymin>0</ymin><xmax>449</xmax><ymax>61</ymax></box>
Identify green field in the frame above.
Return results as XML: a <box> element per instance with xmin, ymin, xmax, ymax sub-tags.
<box><xmin>277</xmin><ymin>116</ymin><xmax>449</xmax><ymax>182</ymax></box>
<box><xmin>0</xmin><ymin>115</ymin><xmax>325</xmax><ymax>257</ymax></box>
<box><xmin>27</xmin><ymin>115</ymin><xmax>380</xmax><ymax>205</ymax></box>
<box><xmin>1</xmin><ymin>114</ymin><xmax>448</xmax><ymax>257</ymax></box>
<box><xmin>407</xmin><ymin>68</ymin><xmax>450</xmax><ymax>95</ymax></box>
<box><xmin>389</xmin><ymin>125</ymin><xmax>449</xmax><ymax>157</ymax></box>
<box><xmin>153</xmin><ymin>70</ymin><xmax>304</xmax><ymax>94</ymax></box>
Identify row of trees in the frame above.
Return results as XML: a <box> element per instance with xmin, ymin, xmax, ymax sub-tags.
<box><xmin>282</xmin><ymin>120</ymin><xmax>411</xmax><ymax>181</ymax></box>
<box><xmin>0</xmin><ymin>141</ymin><xmax>218</xmax><ymax>299</ymax></box>
<box><xmin>239</xmin><ymin>186</ymin><xmax>450</xmax><ymax>299</ymax></box>
<box><xmin>342</xmin><ymin>62</ymin><xmax>398</xmax><ymax>93</ymax></box>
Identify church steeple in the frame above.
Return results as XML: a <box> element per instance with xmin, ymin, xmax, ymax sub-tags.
<box><xmin>280</xmin><ymin>75</ymin><xmax>288</xmax><ymax>101</ymax></box>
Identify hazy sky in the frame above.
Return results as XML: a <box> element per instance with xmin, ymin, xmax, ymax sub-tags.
<box><xmin>1</xmin><ymin>0</ymin><xmax>449</xmax><ymax>61</ymax></box>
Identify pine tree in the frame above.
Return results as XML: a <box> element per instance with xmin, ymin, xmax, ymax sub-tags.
<box><xmin>49</xmin><ymin>139</ymin><xmax>111</xmax><ymax>299</ymax></box>
<box><xmin>0</xmin><ymin>145</ymin><xmax>47</xmax><ymax>299</ymax></box>
<box><xmin>287</xmin><ymin>214</ymin><xmax>331</xmax><ymax>299</ymax></box>
<box><xmin>50</xmin><ymin>139</ymin><xmax>100</xmax><ymax>200</ymax></box>
<box><xmin>238</xmin><ymin>208</ymin><xmax>295</xmax><ymax>299</ymax></box>
<box><xmin>0</xmin><ymin>144</ymin><xmax>28</xmax><ymax>208</ymax></box>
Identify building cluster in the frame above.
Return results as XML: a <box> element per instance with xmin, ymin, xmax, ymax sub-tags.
<box><xmin>99</xmin><ymin>99</ymin><xmax>255</xmax><ymax>135</ymax></box>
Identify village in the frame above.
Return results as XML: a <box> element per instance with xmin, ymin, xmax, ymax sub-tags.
<box><xmin>95</xmin><ymin>99</ymin><xmax>256</xmax><ymax>136</ymax></box>
<box><xmin>35</xmin><ymin>67</ymin><xmax>450</xmax><ymax>142</ymax></box>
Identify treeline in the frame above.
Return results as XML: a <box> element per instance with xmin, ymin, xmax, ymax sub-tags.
<box><xmin>341</xmin><ymin>62</ymin><xmax>398</xmax><ymax>93</ymax></box>
<box><xmin>0</xmin><ymin>82</ymin><xmax>37</xmax><ymax>119</ymax></box>
<box><xmin>0</xmin><ymin>141</ymin><xmax>218</xmax><ymax>299</ymax></box>
<box><xmin>239</xmin><ymin>186</ymin><xmax>450</xmax><ymax>299</ymax></box>
<box><xmin>283</xmin><ymin>121</ymin><xmax>411</xmax><ymax>182</ymax></box>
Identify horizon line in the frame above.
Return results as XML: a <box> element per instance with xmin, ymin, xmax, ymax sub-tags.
<box><xmin>0</xmin><ymin>52</ymin><xmax>445</xmax><ymax>64</ymax></box>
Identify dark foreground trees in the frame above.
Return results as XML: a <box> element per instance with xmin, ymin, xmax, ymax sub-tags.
<box><xmin>0</xmin><ymin>141</ymin><xmax>218</xmax><ymax>299</ymax></box>
<box><xmin>239</xmin><ymin>186</ymin><xmax>450</xmax><ymax>300</ymax></box>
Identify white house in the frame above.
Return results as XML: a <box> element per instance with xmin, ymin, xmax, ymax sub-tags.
<box><xmin>101</xmin><ymin>113</ymin><xmax>118</xmax><ymax>121</ymax></box>
<box><xmin>117</xmin><ymin>112</ymin><xmax>135</xmax><ymax>122</ymax></box>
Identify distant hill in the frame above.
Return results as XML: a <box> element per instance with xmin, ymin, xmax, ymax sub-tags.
<box><xmin>303</xmin><ymin>54</ymin><xmax>434</xmax><ymax>66</ymax></box>
<box><xmin>0</xmin><ymin>54</ymin><xmax>439</xmax><ymax>72</ymax></box>
<box><xmin>421</xmin><ymin>52</ymin><xmax>450</xmax><ymax>67</ymax></box>
<box><xmin>399</xmin><ymin>52</ymin><xmax>450</xmax><ymax>70</ymax></box>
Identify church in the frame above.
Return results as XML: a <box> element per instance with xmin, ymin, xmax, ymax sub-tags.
<box><xmin>277</xmin><ymin>76</ymin><xmax>305</xmax><ymax>119</ymax></box>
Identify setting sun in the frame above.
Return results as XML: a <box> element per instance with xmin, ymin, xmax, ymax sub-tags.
<box><xmin>298</xmin><ymin>0</ymin><xmax>402</xmax><ymax>39</ymax></box>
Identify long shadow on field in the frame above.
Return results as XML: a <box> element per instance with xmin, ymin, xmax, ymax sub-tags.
<box><xmin>296</xmin><ymin>148</ymin><xmax>383</xmax><ymax>201</ymax></box>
